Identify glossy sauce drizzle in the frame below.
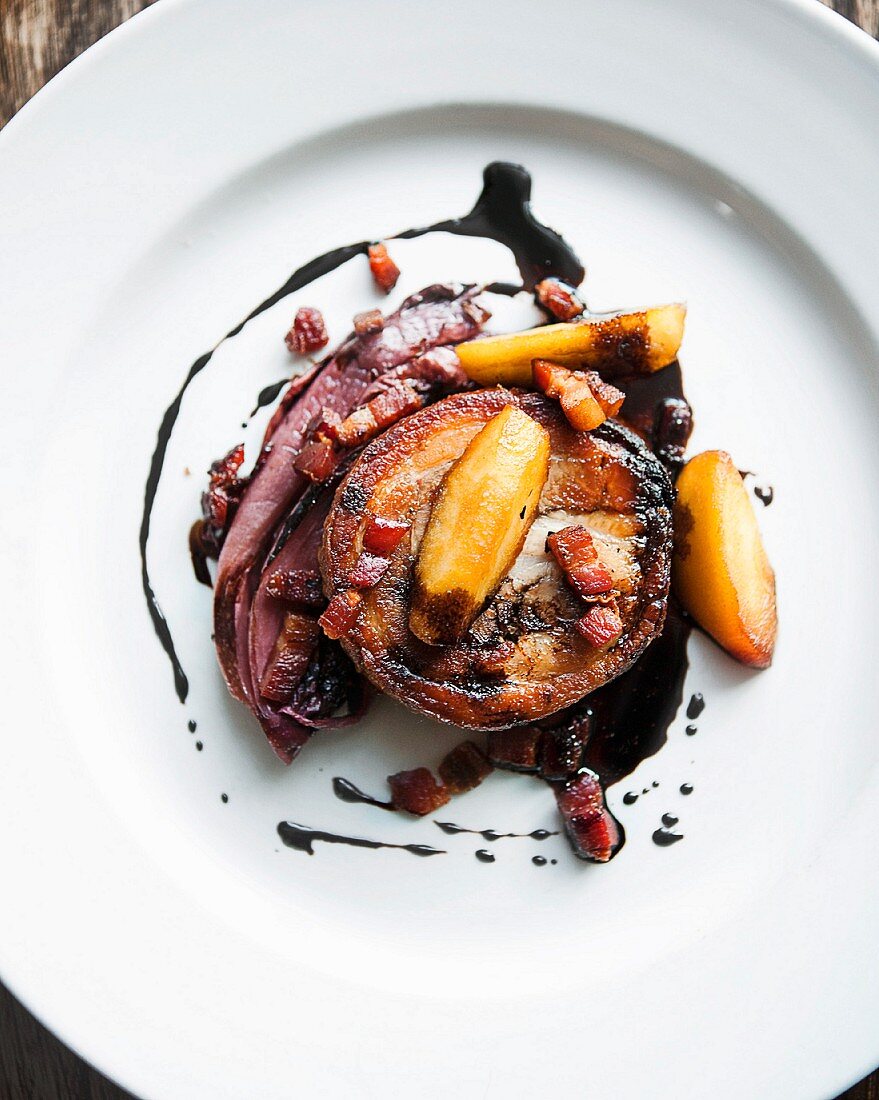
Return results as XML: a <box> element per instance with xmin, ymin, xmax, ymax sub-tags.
<box><xmin>277</xmin><ymin>821</ymin><xmax>445</xmax><ymax>858</ymax></box>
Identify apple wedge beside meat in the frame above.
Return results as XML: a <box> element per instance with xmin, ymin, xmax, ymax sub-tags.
<box><xmin>455</xmin><ymin>303</ymin><xmax>686</xmax><ymax>386</ymax></box>
<box><xmin>672</xmin><ymin>450</ymin><xmax>777</xmax><ymax>668</ymax></box>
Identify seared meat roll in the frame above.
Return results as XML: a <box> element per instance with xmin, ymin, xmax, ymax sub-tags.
<box><xmin>320</xmin><ymin>388</ymin><xmax>673</xmax><ymax>729</ymax></box>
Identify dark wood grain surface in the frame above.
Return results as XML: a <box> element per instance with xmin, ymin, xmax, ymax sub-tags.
<box><xmin>1</xmin><ymin>0</ymin><xmax>877</xmax><ymax>1096</ymax></box>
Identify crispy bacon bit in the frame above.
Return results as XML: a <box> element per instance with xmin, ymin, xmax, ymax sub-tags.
<box><xmin>334</xmin><ymin>383</ymin><xmax>425</xmax><ymax>448</ymax></box>
<box><xmin>285</xmin><ymin>306</ymin><xmax>329</xmax><ymax>356</ymax></box>
<box><xmin>362</xmin><ymin>515</ymin><xmax>410</xmax><ymax>556</ymax></box>
<box><xmin>348</xmin><ymin>552</ymin><xmax>391</xmax><ymax>589</ymax></box>
<box><xmin>259</xmin><ymin>612</ymin><xmax>320</xmax><ymax>702</ymax></box>
<box><xmin>265</xmin><ymin>568</ymin><xmax>326</xmax><ymax>608</ymax></box>
<box><xmin>535</xmin><ymin>278</ymin><xmax>585</xmax><ymax>321</ymax></box>
<box><xmin>554</xmin><ymin>769</ymin><xmax>624</xmax><ymax>863</ymax></box>
<box><xmin>438</xmin><ymin>741</ymin><xmax>493</xmax><ymax>794</ymax></box>
<box><xmin>388</xmin><ymin>767</ymin><xmax>450</xmax><ymax>816</ymax></box>
<box><xmin>353</xmin><ymin>308</ymin><xmax>384</xmax><ymax>335</ymax></box>
<box><xmin>367</xmin><ymin>243</ymin><xmax>401</xmax><ymax>293</ymax></box>
<box><xmin>533</xmin><ymin>360</ymin><xmax>625</xmax><ymax>432</ymax></box>
<box><xmin>314</xmin><ymin>407</ymin><xmax>343</xmax><ymax>443</ymax></box>
<box><xmin>293</xmin><ymin>439</ymin><xmax>338</xmax><ymax>483</ymax></box>
<box><xmin>318</xmin><ymin>589</ymin><xmax>363</xmax><ymax>640</ymax></box>
<box><xmin>576</xmin><ymin>603</ymin><xmax>623</xmax><ymax>647</ymax></box>
<box><xmin>199</xmin><ymin>443</ymin><xmax>249</xmax><ymax>556</ymax></box>
<box><xmin>547</xmin><ymin>526</ymin><xmax>614</xmax><ymax>599</ymax></box>
<box><xmin>652</xmin><ymin>396</ymin><xmax>693</xmax><ymax>477</ymax></box>
<box><xmin>540</xmin><ymin>710</ymin><xmax>592</xmax><ymax>781</ymax></box>
<box><xmin>486</xmin><ymin>727</ymin><xmax>542</xmax><ymax>773</ymax></box>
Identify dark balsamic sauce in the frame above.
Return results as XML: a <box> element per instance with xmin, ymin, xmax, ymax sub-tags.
<box><xmin>583</xmin><ymin>602</ymin><xmax>691</xmax><ymax>786</ymax></box>
<box><xmin>617</xmin><ymin>361</ymin><xmax>687</xmax><ymax>440</ymax></box>
<box><xmin>142</xmin><ymin>162</ymin><xmax>583</xmax><ymax>700</ymax></box>
<box><xmin>686</xmin><ymin>693</ymin><xmax>706</xmax><ymax>720</ymax></box>
<box><xmin>685</xmin><ymin>725</ymin><xmax>698</xmax><ymax>736</ymax></box>
<box><xmin>622</xmin><ymin>792</ymin><xmax>639</xmax><ymax>806</ymax></box>
<box><xmin>475</xmin><ymin>849</ymin><xmax>496</xmax><ymax>863</ymax></box>
<box><xmin>435</xmin><ymin>822</ymin><xmax>557</xmax><ymax>842</ymax></box>
<box><xmin>754</xmin><ymin>485</ymin><xmax>774</xmax><ymax>507</ymax></box>
<box><xmin>532</xmin><ymin>855</ymin><xmax>548</xmax><ymax>866</ymax></box>
<box><xmin>680</xmin><ymin>783</ymin><xmax>694</xmax><ymax>795</ymax></box>
<box><xmin>332</xmin><ymin>776</ymin><xmax>394</xmax><ymax>811</ymax></box>
<box><xmin>661</xmin><ymin>813</ymin><xmax>679</xmax><ymax>828</ymax></box>
<box><xmin>277</xmin><ymin>821</ymin><xmax>445</xmax><ymax>858</ymax></box>
<box><xmin>249</xmin><ymin>378</ymin><xmax>290</xmax><ymax>418</ymax></box>
<box><xmin>187</xmin><ymin>719</ymin><xmax>197</xmax><ymax>733</ymax></box>
<box><xmin>195</xmin><ymin>740</ymin><xmax>203</xmax><ymax>751</ymax></box>
<box><xmin>221</xmin><ymin>793</ymin><xmax>229</xmax><ymax>804</ymax></box>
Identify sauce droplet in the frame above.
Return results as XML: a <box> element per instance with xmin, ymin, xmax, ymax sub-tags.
<box><xmin>187</xmin><ymin>719</ymin><xmax>197</xmax><ymax>733</ymax></box>
<box><xmin>195</xmin><ymin>740</ymin><xmax>203</xmax><ymax>751</ymax></box>
<box><xmin>685</xmin><ymin>725</ymin><xmax>698</xmax><ymax>736</ymax></box>
<box><xmin>661</xmin><ymin>813</ymin><xmax>679</xmax><ymax>827</ymax></box>
<box><xmin>532</xmin><ymin>855</ymin><xmax>547</xmax><ymax>866</ymax></box>
<box><xmin>221</xmin><ymin>793</ymin><xmax>229</xmax><ymax>803</ymax></box>
<box><xmin>680</xmin><ymin>783</ymin><xmax>694</xmax><ymax>795</ymax></box>
<box><xmin>686</xmin><ymin>693</ymin><xmax>705</xmax><ymax>720</ymax></box>
<box><xmin>753</xmin><ymin>484</ymin><xmax>774</xmax><ymax>507</ymax></box>
<box><xmin>652</xmin><ymin>828</ymin><xmax>684</xmax><ymax>847</ymax></box>
<box><xmin>622</xmin><ymin>791</ymin><xmax>639</xmax><ymax>805</ymax></box>
<box><xmin>475</xmin><ymin>849</ymin><xmax>496</xmax><ymax>863</ymax></box>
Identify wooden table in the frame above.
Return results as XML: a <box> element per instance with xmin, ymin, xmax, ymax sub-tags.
<box><xmin>1</xmin><ymin>0</ymin><xmax>877</xmax><ymax>1095</ymax></box>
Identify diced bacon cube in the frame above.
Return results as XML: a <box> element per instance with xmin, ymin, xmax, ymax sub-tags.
<box><xmin>535</xmin><ymin>278</ymin><xmax>585</xmax><ymax>321</ymax></box>
<box><xmin>546</xmin><ymin>526</ymin><xmax>614</xmax><ymax>598</ymax></box>
<box><xmin>576</xmin><ymin>604</ymin><xmax>623</xmax><ymax>647</ymax></box>
<box><xmin>362</xmin><ymin>516</ymin><xmax>409</xmax><ymax>556</ymax></box>
<box><xmin>367</xmin><ymin>243</ymin><xmax>401</xmax><ymax>293</ymax></box>
<box><xmin>438</xmin><ymin>741</ymin><xmax>493</xmax><ymax>794</ymax></box>
<box><xmin>318</xmin><ymin>589</ymin><xmax>362</xmax><ymax>640</ymax></box>
<box><xmin>554</xmin><ymin>769</ymin><xmax>624</xmax><ymax>863</ymax></box>
<box><xmin>354</xmin><ymin>308</ymin><xmax>384</xmax><ymax>335</ymax></box>
<box><xmin>293</xmin><ymin>439</ymin><xmax>338</xmax><ymax>482</ymax></box>
<box><xmin>285</xmin><ymin>306</ymin><xmax>329</xmax><ymax>355</ymax></box>
<box><xmin>387</xmin><ymin>768</ymin><xmax>450</xmax><ymax>815</ymax></box>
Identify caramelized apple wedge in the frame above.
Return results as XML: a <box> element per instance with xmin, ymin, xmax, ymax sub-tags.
<box><xmin>455</xmin><ymin>303</ymin><xmax>686</xmax><ymax>386</ymax></box>
<box><xmin>673</xmin><ymin>450</ymin><xmax>777</xmax><ymax>668</ymax></box>
<box><xmin>409</xmin><ymin>405</ymin><xmax>550</xmax><ymax>645</ymax></box>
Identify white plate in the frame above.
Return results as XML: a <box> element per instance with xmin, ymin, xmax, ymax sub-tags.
<box><xmin>2</xmin><ymin>1</ymin><xmax>878</xmax><ymax>1096</ymax></box>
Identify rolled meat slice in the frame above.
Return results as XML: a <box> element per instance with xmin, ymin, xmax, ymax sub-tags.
<box><xmin>320</xmin><ymin>388</ymin><xmax>673</xmax><ymax>729</ymax></box>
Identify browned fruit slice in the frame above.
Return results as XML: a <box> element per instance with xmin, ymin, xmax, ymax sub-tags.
<box><xmin>673</xmin><ymin>450</ymin><xmax>777</xmax><ymax>668</ymax></box>
<box><xmin>455</xmin><ymin>303</ymin><xmax>686</xmax><ymax>386</ymax></box>
<box><xmin>409</xmin><ymin>405</ymin><xmax>550</xmax><ymax>645</ymax></box>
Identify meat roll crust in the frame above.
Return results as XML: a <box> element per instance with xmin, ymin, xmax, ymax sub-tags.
<box><xmin>320</xmin><ymin>388</ymin><xmax>673</xmax><ymax>729</ymax></box>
